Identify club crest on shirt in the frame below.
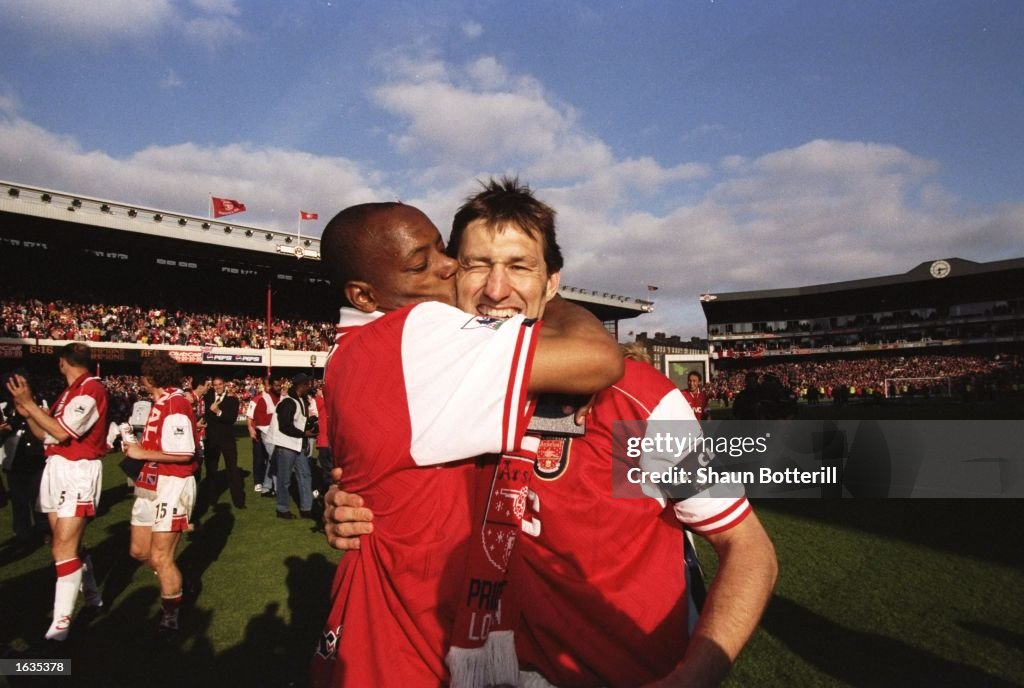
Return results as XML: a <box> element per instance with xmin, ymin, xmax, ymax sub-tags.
<box><xmin>461</xmin><ymin>315</ymin><xmax>506</xmax><ymax>331</ymax></box>
<box><xmin>534</xmin><ymin>437</ymin><xmax>570</xmax><ymax>481</ymax></box>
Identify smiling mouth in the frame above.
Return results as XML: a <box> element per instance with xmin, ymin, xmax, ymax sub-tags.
<box><xmin>477</xmin><ymin>305</ymin><xmax>520</xmax><ymax>320</ymax></box>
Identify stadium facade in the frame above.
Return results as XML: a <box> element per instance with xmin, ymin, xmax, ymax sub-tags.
<box><xmin>1</xmin><ymin>180</ymin><xmax>652</xmax><ymax>370</ymax></box>
<box><xmin>700</xmin><ymin>258</ymin><xmax>1024</xmax><ymax>361</ymax></box>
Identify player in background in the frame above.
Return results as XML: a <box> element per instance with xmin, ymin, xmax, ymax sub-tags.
<box><xmin>683</xmin><ymin>370</ymin><xmax>711</xmax><ymax>420</ymax></box>
<box><xmin>247</xmin><ymin>376</ymin><xmax>281</xmax><ymax>495</ymax></box>
<box><xmin>5</xmin><ymin>343</ymin><xmax>107</xmax><ymax>641</ymax></box>
<box><xmin>124</xmin><ymin>352</ymin><xmax>200</xmax><ymax>633</ymax></box>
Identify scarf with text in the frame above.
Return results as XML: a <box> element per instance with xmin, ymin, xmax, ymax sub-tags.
<box><xmin>447</xmin><ymin>435</ymin><xmax>541</xmax><ymax>688</ymax></box>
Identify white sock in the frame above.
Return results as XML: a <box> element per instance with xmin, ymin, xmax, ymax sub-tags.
<box><xmin>54</xmin><ymin>557</ymin><xmax>83</xmax><ymax>619</ymax></box>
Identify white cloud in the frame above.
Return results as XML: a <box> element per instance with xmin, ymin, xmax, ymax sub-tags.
<box><xmin>0</xmin><ymin>84</ymin><xmax>20</xmax><ymax>115</ymax></box>
<box><xmin>461</xmin><ymin>21</ymin><xmax>483</xmax><ymax>39</ymax></box>
<box><xmin>184</xmin><ymin>15</ymin><xmax>246</xmax><ymax>45</ymax></box>
<box><xmin>3</xmin><ymin>0</ymin><xmax>175</xmax><ymax>43</ymax></box>
<box><xmin>549</xmin><ymin>139</ymin><xmax>1021</xmax><ymax>336</ymax></box>
<box><xmin>0</xmin><ymin>114</ymin><xmax>390</xmax><ymax>230</ymax></box>
<box><xmin>466</xmin><ymin>56</ymin><xmax>508</xmax><ymax>90</ymax></box>
<box><xmin>372</xmin><ymin>53</ymin><xmax>706</xmax><ymax>209</ymax></box>
<box><xmin>3</xmin><ymin>0</ymin><xmax>244</xmax><ymax>47</ymax></box>
<box><xmin>375</xmin><ymin>79</ymin><xmax>569</xmax><ymax>166</ymax></box>
<box><xmin>160</xmin><ymin>68</ymin><xmax>183</xmax><ymax>89</ymax></box>
<box><xmin>190</xmin><ymin>0</ymin><xmax>240</xmax><ymax>16</ymax></box>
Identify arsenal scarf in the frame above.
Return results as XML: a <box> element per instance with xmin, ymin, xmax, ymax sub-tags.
<box><xmin>447</xmin><ymin>435</ymin><xmax>541</xmax><ymax>688</ymax></box>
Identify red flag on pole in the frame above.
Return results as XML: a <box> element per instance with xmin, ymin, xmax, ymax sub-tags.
<box><xmin>299</xmin><ymin>211</ymin><xmax>318</xmax><ymax>220</ymax></box>
<box><xmin>211</xmin><ymin>197</ymin><xmax>246</xmax><ymax>218</ymax></box>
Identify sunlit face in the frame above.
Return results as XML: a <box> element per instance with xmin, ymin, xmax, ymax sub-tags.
<box><xmin>688</xmin><ymin>373</ymin><xmax>701</xmax><ymax>393</ymax></box>
<box><xmin>369</xmin><ymin>207</ymin><xmax>458</xmax><ymax>312</ymax></box>
<box><xmin>455</xmin><ymin>220</ymin><xmax>560</xmax><ymax>320</ymax></box>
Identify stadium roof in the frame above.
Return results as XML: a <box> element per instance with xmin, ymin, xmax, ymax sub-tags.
<box><xmin>1</xmin><ymin>179</ymin><xmax>653</xmax><ymax>321</ymax></box>
<box><xmin>700</xmin><ymin>257</ymin><xmax>1024</xmax><ymax>323</ymax></box>
<box><xmin>703</xmin><ymin>257</ymin><xmax>1024</xmax><ymax>304</ymax></box>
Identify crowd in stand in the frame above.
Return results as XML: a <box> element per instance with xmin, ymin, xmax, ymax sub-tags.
<box><xmin>706</xmin><ymin>353</ymin><xmax>1023</xmax><ymax>403</ymax></box>
<box><xmin>0</xmin><ymin>298</ymin><xmax>335</xmax><ymax>351</ymax></box>
<box><xmin>3</xmin><ymin>297</ymin><xmax>1021</xmax><ymax>406</ymax></box>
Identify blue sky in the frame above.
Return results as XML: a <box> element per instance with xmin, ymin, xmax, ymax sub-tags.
<box><xmin>1</xmin><ymin>0</ymin><xmax>1022</xmax><ymax>336</ymax></box>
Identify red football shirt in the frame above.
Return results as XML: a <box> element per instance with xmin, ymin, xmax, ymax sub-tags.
<box><xmin>511</xmin><ymin>360</ymin><xmax>750</xmax><ymax>687</ymax></box>
<box><xmin>45</xmin><ymin>373</ymin><xmax>109</xmax><ymax>461</ymax></box>
<box><xmin>140</xmin><ymin>387</ymin><xmax>199</xmax><ymax>478</ymax></box>
<box><xmin>682</xmin><ymin>389</ymin><xmax>710</xmax><ymax>420</ymax></box>
<box><xmin>312</xmin><ymin>302</ymin><xmax>540</xmax><ymax>688</ymax></box>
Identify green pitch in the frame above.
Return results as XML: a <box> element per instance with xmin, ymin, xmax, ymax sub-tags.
<box><xmin>1</xmin><ymin>437</ymin><xmax>1022</xmax><ymax>687</ymax></box>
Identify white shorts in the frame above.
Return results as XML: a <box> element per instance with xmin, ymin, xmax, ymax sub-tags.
<box><xmin>131</xmin><ymin>475</ymin><xmax>196</xmax><ymax>532</ymax></box>
<box><xmin>38</xmin><ymin>455</ymin><xmax>103</xmax><ymax>518</ymax></box>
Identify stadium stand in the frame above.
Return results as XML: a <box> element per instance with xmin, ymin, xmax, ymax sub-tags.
<box><xmin>701</xmin><ymin>257</ymin><xmax>1024</xmax><ymax>358</ymax></box>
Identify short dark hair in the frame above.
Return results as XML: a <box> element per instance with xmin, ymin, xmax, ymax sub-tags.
<box><xmin>321</xmin><ymin>202</ymin><xmax>406</xmax><ymax>306</ymax></box>
<box><xmin>688</xmin><ymin>371</ymin><xmax>703</xmax><ymax>382</ymax></box>
<box><xmin>449</xmin><ymin>177</ymin><xmax>563</xmax><ymax>274</ymax></box>
<box><xmin>141</xmin><ymin>352</ymin><xmax>182</xmax><ymax>388</ymax></box>
<box><xmin>60</xmin><ymin>342</ymin><xmax>91</xmax><ymax>369</ymax></box>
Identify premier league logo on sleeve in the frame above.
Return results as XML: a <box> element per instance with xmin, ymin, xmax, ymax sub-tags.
<box><xmin>462</xmin><ymin>315</ymin><xmax>506</xmax><ymax>331</ymax></box>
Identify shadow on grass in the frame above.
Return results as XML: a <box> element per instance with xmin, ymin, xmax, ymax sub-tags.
<box><xmin>756</xmin><ymin>499</ymin><xmax>1024</xmax><ymax>568</ymax></box>
<box><xmin>215</xmin><ymin>551</ymin><xmax>336</xmax><ymax>687</ymax></box>
<box><xmin>956</xmin><ymin>620</ymin><xmax>1024</xmax><ymax>654</ymax></box>
<box><xmin>26</xmin><ymin>505</ymin><xmax>239</xmax><ymax>685</ymax></box>
<box><xmin>762</xmin><ymin>595</ymin><xmax>1021</xmax><ymax>687</ymax></box>
<box><xmin>0</xmin><ymin>556</ymin><xmax>54</xmax><ymax>649</ymax></box>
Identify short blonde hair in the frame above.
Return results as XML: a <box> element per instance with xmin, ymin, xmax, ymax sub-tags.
<box><xmin>620</xmin><ymin>342</ymin><xmax>651</xmax><ymax>364</ymax></box>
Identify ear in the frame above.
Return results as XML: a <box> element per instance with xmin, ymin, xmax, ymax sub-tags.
<box><xmin>543</xmin><ymin>270</ymin><xmax>561</xmax><ymax>303</ymax></box>
<box><xmin>344</xmin><ymin>281</ymin><xmax>378</xmax><ymax>313</ymax></box>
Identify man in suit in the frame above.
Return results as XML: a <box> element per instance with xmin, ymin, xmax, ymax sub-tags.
<box><xmin>199</xmin><ymin>376</ymin><xmax>245</xmax><ymax>509</ymax></box>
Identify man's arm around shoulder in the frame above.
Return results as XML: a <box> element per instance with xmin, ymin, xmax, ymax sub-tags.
<box><xmin>530</xmin><ymin>296</ymin><xmax>624</xmax><ymax>394</ymax></box>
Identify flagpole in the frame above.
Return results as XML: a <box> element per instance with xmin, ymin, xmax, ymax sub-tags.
<box><xmin>208</xmin><ymin>193</ymin><xmax>212</xmax><ymax>219</ymax></box>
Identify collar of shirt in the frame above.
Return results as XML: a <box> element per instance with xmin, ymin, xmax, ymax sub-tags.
<box><xmin>337</xmin><ymin>307</ymin><xmax>383</xmax><ymax>335</ymax></box>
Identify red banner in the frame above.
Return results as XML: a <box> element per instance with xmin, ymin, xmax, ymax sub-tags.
<box><xmin>211</xmin><ymin>197</ymin><xmax>246</xmax><ymax>218</ymax></box>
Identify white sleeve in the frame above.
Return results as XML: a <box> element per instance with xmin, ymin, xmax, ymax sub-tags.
<box><xmin>160</xmin><ymin>413</ymin><xmax>196</xmax><ymax>456</ymax></box>
<box><xmin>57</xmin><ymin>393</ymin><xmax>100</xmax><ymax>439</ymax></box>
<box><xmin>641</xmin><ymin>388</ymin><xmax>751</xmax><ymax>535</ymax></box>
<box><xmin>402</xmin><ymin>302</ymin><xmax>540</xmax><ymax>466</ymax></box>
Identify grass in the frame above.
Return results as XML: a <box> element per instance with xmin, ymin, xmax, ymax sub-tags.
<box><xmin>2</xmin><ymin>425</ymin><xmax>1023</xmax><ymax>687</ymax></box>
<box><xmin>0</xmin><ymin>433</ymin><xmax>339</xmax><ymax>688</ymax></box>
